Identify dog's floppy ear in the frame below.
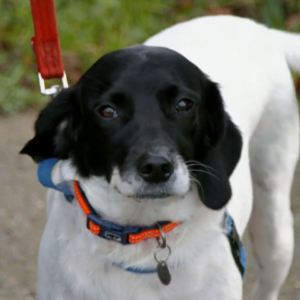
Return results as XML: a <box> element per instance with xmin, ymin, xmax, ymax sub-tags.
<box><xmin>20</xmin><ymin>86</ymin><xmax>81</xmax><ymax>162</ymax></box>
<box><xmin>196</xmin><ymin>79</ymin><xmax>242</xmax><ymax>209</ymax></box>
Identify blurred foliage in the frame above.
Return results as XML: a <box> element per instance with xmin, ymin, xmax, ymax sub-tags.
<box><xmin>0</xmin><ymin>0</ymin><xmax>300</xmax><ymax>115</ymax></box>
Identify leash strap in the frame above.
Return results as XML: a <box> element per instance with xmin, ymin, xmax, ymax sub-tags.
<box><xmin>29</xmin><ymin>0</ymin><xmax>68</xmax><ymax>94</ymax></box>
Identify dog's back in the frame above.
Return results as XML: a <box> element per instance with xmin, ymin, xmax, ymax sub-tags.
<box><xmin>146</xmin><ymin>15</ymin><xmax>300</xmax><ymax>300</ymax></box>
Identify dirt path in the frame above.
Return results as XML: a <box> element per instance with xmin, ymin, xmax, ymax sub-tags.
<box><xmin>0</xmin><ymin>110</ymin><xmax>299</xmax><ymax>300</ymax></box>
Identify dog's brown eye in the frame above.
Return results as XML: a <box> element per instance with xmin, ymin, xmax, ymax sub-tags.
<box><xmin>98</xmin><ymin>106</ymin><xmax>118</xmax><ymax>119</ymax></box>
<box><xmin>176</xmin><ymin>99</ymin><xmax>193</xmax><ymax>112</ymax></box>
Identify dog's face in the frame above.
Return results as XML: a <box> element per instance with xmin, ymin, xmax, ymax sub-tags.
<box><xmin>21</xmin><ymin>45</ymin><xmax>242</xmax><ymax>209</ymax></box>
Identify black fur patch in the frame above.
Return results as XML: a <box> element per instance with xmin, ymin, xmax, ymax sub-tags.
<box><xmin>21</xmin><ymin>45</ymin><xmax>242</xmax><ymax>209</ymax></box>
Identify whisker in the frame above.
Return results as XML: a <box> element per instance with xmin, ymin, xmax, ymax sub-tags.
<box><xmin>187</xmin><ymin>169</ymin><xmax>219</xmax><ymax>180</ymax></box>
<box><xmin>84</xmin><ymin>75</ymin><xmax>109</xmax><ymax>89</ymax></box>
<box><xmin>106</xmin><ymin>183</ymin><xmax>113</xmax><ymax>216</ymax></box>
<box><xmin>83</xmin><ymin>85</ymin><xmax>106</xmax><ymax>94</ymax></box>
<box><xmin>189</xmin><ymin>175</ymin><xmax>205</xmax><ymax>198</ymax></box>
<box><xmin>186</xmin><ymin>164</ymin><xmax>217</xmax><ymax>172</ymax></box>
<box><xmin>185</xmin><ymin>161</ymin><xmax>216</xmax><ymax>172</ymax></box>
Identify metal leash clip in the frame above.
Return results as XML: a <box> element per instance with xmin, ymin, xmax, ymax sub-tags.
<box><xmin>38</xmin><ymin>72</ymin><xmax>68</xmax><ymax>96</ymax></box>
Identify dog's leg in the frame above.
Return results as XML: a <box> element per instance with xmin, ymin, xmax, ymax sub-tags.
<box><xmin>248</xmin><ymin>87</ymin><xmax>299</xmax><ymax>300</ymax></box>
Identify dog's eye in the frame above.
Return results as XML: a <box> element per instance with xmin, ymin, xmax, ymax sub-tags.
<box><xmin>176</xmin><ymin>99</ymin><xmax>193</xmax><ymax>112</ymax></box>
<box><xmin>98</xmin><ymin>106</ymin><xmax>118</xmax><ymax>119</ymax></box>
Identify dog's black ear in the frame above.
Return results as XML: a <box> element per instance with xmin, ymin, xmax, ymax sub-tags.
<box><xmin>20</xmin><ymin>86</ymin><xmax>81</xmax><ymax>162</ymax></box>
<box><xmin>196</xmin><ymin>79</ymin><xmax>242</xmax><ymax>209</ymax></box>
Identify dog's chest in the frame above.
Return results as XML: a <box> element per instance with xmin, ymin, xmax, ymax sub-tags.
<box><xmin>60</xmin><ymin>257</ymin><xmax>205</xmax><ymax>300</ymax></box>
<box><xmin>59</xmin><ymin>248</ymin><xmax>242</xmax><ymax>300</ymax></box>
<box><xmin>44</xmin><ymin>191</ymin><xmax>242</xmax><ymax>300</ymax></box>
<box><xmin>56</xmin><ymin>228</ymin><xmax>242</xmax><ymax>300</ymax></box>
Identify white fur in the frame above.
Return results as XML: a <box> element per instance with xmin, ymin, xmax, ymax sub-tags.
<box><xmin>37</xmin><ymin>16</ymin><xmax>299</xmax><ymax>300</ymax></box>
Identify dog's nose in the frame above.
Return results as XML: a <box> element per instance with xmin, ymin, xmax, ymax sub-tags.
<box><xmin>137</xmin><ymin>154</ymin><xmax>174</xmax><ymax>183</ymax></box>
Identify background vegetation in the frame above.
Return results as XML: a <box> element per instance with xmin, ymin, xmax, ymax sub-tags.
<box><xmin>1</xmin><ymin>0</ymin><xmax>300</xmax><ymax>115</ymax></box>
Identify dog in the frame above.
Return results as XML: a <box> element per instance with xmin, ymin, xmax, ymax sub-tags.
<box><xmin>21</xmin><ymin>16</ymin><xmax>300</xmax><ymax>300</ymax></box>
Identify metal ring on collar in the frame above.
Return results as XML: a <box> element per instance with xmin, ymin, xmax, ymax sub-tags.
<box><xmin>156</xmin><ymin>222</ymin><xmax>166</xmax><ymax>248</ymax></box>
<box><xmin>154</xmin><ymin>245</ymin><xmax>171</xmax><ymax>264</ymax></box>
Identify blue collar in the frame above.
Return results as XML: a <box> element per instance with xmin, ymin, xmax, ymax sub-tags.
<box><xmin>112</xmin><ymin>263</ymin><xmax>157</xmax><ymax>274</ymax></box>
<box><xmin>37</xmin><ymin>158</ymin><xmax>246</xmax><ymax>278</ymax></box>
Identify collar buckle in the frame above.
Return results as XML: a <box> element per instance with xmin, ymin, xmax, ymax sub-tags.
<box><xmin>86</xmin><ymin>213</ymin><xmax>140</xmax><ymax>245</ymax></box>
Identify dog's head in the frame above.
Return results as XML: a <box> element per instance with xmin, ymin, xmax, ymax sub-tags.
<box><xmin>21</xmin><ymin>45</ymin><xmax>242</xmax><ymax>210</ymax></box>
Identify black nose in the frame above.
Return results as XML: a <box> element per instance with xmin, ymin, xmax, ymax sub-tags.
<box><xmin>137</xmin><ymin>154</ymin><xmax>174</xmax><ymax>183</ymax></box>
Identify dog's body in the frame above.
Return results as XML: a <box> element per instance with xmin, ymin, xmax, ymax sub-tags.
<box><xmin>22</xmin><ymin>16</ymin><xmax>300</xmax><ymax>300</ymax></box>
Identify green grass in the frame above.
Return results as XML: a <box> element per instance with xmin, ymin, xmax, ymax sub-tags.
<box><xmin>1</xmin><ymin>0</ymin><xmax>299</xmax><ymax>115</ymax></box>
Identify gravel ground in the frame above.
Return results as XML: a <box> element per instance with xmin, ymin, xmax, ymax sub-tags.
<box><xmin>0</xmin><ymin>110</ymin><xmax>299</xmax><ymax>300</ymax></box>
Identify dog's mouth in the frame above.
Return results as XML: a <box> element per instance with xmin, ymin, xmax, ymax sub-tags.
<box><xmin>113</xmin><ymin>184</ymin><xmax>174</xmax><ymax>201</ymax></box>
<box><xmin>135</xmin><ymin>191</ymin><xmax>173</xmax><ymax>199</ymax></box>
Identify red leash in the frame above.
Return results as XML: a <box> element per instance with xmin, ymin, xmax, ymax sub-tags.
<box><xmin>29</xmin><ymin>0</ymin><xmax>68</xmax><ymax>95</ymax></box>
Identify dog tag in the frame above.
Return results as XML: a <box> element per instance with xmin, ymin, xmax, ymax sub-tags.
<box><xmin>157</xmin><ymin>261</ymin><xmax>171</xmax><ymax>285</ymax></box>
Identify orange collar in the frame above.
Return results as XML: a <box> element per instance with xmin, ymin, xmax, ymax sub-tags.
<box><xmin>74</xmin><ymin>181</ymin><xmax>180</xmax><ymax>245</ymax></box>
